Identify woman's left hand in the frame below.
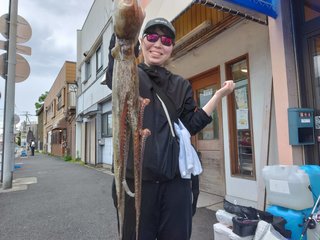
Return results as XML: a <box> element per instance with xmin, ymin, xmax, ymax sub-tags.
<box><xmin>218</xmin><ymin>80</ymin><xmax>235</xmax><ymax>98</ymax></box>
<box><xmin>202</xmin><ymin>80</ymin><xmax>235</xmax><ymax>116</ymax></box>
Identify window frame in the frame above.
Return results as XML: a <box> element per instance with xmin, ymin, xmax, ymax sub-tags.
<box><xmin>51</xmin><ymin>99</ymin><xmax>56</xmax><ymax>118</ymax></box>
<box><xmin>85</xmin><ymin>58</ymin><xmax>92</xmax><ymax>81</ymax></box>
<box><xmin>102</xmin><ymin>111</ymin><xmax>112</xmax><ymax>138</ymax></box>
<box><xmin>96</xmin><ymin>45</ymin><xmax>103</xmax><ymax>74</ymax></box>
<box><xmin>226</xmin><ymin>54</ymin><xmax>256</xmax><ymax>179</ymax></box>
<box><xmin>57</xmin><ymin>88</ymin><xmax>65</xmax><ymax>110</ymax></box>
<box><xmin>57</xmin><ymin>93</ymin><xmax>62</xmax><ymax>110</ymax></box>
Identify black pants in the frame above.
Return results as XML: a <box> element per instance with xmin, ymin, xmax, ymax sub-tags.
<box><xmin>31</xmin><ymin>147</ymin><xmax>35</xmax><ymax>156</ymax></box>
<box><xmin>191</xmin><ymin>175</ymin><xmax>199</xmax><ymax>216</ymax></box>
<box><xmin>112</xmin><ymin>177</ymin><xmax>192</xmax><ymax>240</ymax></box>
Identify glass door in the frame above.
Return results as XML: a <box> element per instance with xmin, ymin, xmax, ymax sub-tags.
<box><xmin>308</xmin><ymin>35</ymin><xmax>320</xmax><ymax>107</ymax></box>
<box><xmin>306</xmin><ymin>34</ymin><xmax>320</xmax><ymax>163</ymax></box>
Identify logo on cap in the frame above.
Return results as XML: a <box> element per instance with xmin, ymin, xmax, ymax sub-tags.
<box><xmin>154</xmin><ymin>19</ymin><xmax>168</xmax><ymax>25</ymax></box>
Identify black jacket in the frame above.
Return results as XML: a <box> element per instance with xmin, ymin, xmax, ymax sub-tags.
<box><xmin>106</xmin><ymin>37</ymin><xmax>211</xmax><ymax>181</ymax></box>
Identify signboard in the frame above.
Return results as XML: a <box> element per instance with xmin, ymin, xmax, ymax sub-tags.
<box><xmin>0</xmin><ymin>14</ymin><xmax>32</xmax><ymax>43</ymax></box>
<box><xmin>0</xmin><ymin>40</ymin><xmax>31</xmax><ymax>55</ymax></box>
<box><xmin>224</xmin><ymin>0</ymin><xmax>277</xmax><ymax>18</ymax></box>
<box><xmin>0</xmin><ymin>53</ymin><xmax>30</xmax><ymax>82</ymax></box>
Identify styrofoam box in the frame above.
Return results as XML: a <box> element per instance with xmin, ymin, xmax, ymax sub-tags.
<box><xmin>216</xmin><ymin>209</ymin><xmax>236</xmax><ymax>227</ymax></box>
<box><xmin>213</xmin><ymin>223</ymin><xmax>254</xmax><ymax>240</ymax></box>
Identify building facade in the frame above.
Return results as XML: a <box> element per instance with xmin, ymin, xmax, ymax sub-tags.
<box><xmin>76</xmin><ymin>0</ymin><xmax>320</xmax><ymax>208</ymax></box>
<box><xmin>291</xmin><ymin>0</ymin><xmax>320</xmax><ymax>164</ymax></box>
<box><xmin>36</xmin><ymin>105</ymin><xmax>44</xmax><ymax>151</ymax></box>
<box><xmin>75</xmin><ymin>0</ymin><xmax>113</xmax><ymax>166</ymax></box>
<box><xmin>139</xmin><ymin>0</ymin><xmax>275</xmax><ymax>207</ymax></box>
<box><xmin>43</xmin><ymin>61</ymin><xmax>77</xmax><ymax>158</ymax></box>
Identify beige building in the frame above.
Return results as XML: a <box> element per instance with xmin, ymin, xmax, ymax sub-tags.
<box><xmin>36</xmin><ymin>105</ymin><xmax>44</xmax><ymax>151</ymax></box>
<box><xmin>43</xmin><ymin>61</ymin><xmax>77</xmax><ymax>158</ymax></box>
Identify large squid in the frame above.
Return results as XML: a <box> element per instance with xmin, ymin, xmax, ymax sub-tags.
<box><xmin>111</xmin><ymin>0</ymin><xmax>149</xmax><ymax>239</ymax></box>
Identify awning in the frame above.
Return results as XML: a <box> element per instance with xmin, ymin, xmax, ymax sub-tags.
<box><xmin>192</xmin><ymin>0</ymin><xmax>270</xmax><ymax>25</ymax></box>
<box><xmin>52</xmin><ymin>118</ymin><xmax>67</xmax><ymax>130</ymax></box>
<box><xmin>225</xmin><ymin>0</ymin><xmax>277</xmax><ymax>18</ymax></box>
<box><xmin>83</xmin><ymin>104</ymin><xmax>99</xmax><ymax>117</ymax></box>
<box><xmin>141</xmin><ymin>0</ymin><xmax>276</xmax><ymax>27</ymax></box>
<box><xmin>76</xmin><ymin>104</ymin><xmax>99</xmax><ymax>123</ymax></box>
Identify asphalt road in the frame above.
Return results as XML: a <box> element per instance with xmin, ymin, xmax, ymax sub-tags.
<box><xmin>0</xmin><ymin>153</ymin><xmax>217</xmax><ymax>240</ymax></box>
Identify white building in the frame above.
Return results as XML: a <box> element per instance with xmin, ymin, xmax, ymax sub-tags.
<box><xmin>76</xmin><ymin>0</ymin><xmax>319</xmax><ymax>209</ymax></box>
<box><xmin>76</xmin><ymin>0</ymin><xmax>113</xmax><ymax>167</ymax></box>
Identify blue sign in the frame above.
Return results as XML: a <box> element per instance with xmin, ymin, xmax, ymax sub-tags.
<box><xmin>225</xmin><ymin>0</ymin><xmax>277</xmax><ymax>18</ymax></box>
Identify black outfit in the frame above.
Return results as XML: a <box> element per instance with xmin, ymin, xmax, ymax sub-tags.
<box><xmin>30</xmin><ymin>141</ymin><xmax>35</xmax><ymax>156</ymax></box>
<box><xmin>191</xmin><ymin>150</ymin><xmax>202</xmax><ymax>216</ymax></box>
<box><xmin>31</xmin><ymin>147</ymin><xmax>35</xmax><ymax>156</ymax></box>
<box><xmin>107</xmin><ymin>35</ymin><xmax>212</xmax><ymax>239</ymax></box>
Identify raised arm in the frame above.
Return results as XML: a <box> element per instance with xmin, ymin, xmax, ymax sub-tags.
<box><xmin>202</xmin><ymin>80</ymin><xmax>235</xmax><ymax>116</ymax></box>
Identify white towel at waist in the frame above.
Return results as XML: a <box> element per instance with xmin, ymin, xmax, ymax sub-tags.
<box><xmin>174</xmin><ymin>119</ymin><xmax>202</xmax><ymax>179</ymax></box>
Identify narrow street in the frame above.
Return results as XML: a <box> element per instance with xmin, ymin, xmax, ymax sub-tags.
<box><xmin>0</xmin><ymin>153</ymin><xmax>218</xmax><ymax>240</ymax></box>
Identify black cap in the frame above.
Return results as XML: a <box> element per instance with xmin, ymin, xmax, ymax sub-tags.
<box><xmin>143</xmin><ymin>17</ymin><xmax>176</xmax><ymax>40</ymax></box>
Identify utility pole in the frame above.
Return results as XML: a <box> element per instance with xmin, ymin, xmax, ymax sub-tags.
<box><xmin>2</xmin><ymin>0</ymin><xmax>18</xmax><ymax>189</ymax></box>
<box><xmin>0</xmin><ymin>0</ymin><xmax>31</xmax><ymax>187</ymax></box>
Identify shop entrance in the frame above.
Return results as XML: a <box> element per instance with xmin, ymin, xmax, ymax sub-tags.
<box><xmin>189</xmin><ymin>67</ymin><xmax>226</xmax><ymax>196</ymax></box>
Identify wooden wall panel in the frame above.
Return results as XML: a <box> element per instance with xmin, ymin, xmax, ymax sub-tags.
<box><xmin>172</xmin><ymin>4</ymin><xmax>235</xmax><ymax>41</ymax></box>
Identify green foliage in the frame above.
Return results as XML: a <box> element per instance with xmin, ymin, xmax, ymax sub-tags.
<box><xmin>63</xmin><ymin>155</ymin><xmax>72</xmax><ymax>161</ymax></box>
<box><xmin>62</xmin><ymin>155</ymin><xmax>83</xmax><ymax>165</ymax></box>
<box><xmin>15</xmin><ymin>132</ymin><xmax>21</xmax><ymax>145</ymax></box>
<box><xmin>34</xmin><ymin>91</ymin><xmax>49</xmax><ymax>111</ymax></box>
<box><xmin>38</xmin><ymin>91</ymin><xmax>49</xmax><ymax>102</ymax></box>
<box><xmin>35</xmin><ymin>102</ymin><xmax>42</xmax><ymax>110</ymax></box>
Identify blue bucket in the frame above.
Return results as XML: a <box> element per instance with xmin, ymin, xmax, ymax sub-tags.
<box><xmin>300</xmin><ymin>165</ymin><xmax>320</xmax><ymax>202</ymax></box>
<box><xmin>267</xmin><ymin>205</ymin><xmax>312</xmax><ymax>240</ymax></box>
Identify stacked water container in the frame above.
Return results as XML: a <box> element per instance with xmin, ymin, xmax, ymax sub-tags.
<box><xmin>262</xmin><ymin>165</ymin><xmax>320</xmax><ymax>240</ymax></box>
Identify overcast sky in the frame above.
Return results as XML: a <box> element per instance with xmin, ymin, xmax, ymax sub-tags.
<box><xmin>0</xmin><ymin>0</ymin><xmax>94</xmax><ymax>124</ymax></box>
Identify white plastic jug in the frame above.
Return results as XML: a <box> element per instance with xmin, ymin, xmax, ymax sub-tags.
<box><xmin>262</xmin><ymin>165</ymin><xmax>314</xmax><ymax>210</ymax></box>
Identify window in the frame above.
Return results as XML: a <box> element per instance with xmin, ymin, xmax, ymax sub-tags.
<box><xmin>197</xmin><ymin>85</ymin><xmax>219</xmax><ymax>140</ymax></box>
<box><xmin>85</xmin><ymin>58</ymin><xmax>91</xmax><ymax>80</ymax></box>
<box><xmin>68</xmin><ymin>84</ymin><xmax>77</xmax><ymax>108</ymax></box>
<box><xmin>102</xmin><ymin>112</ymin><xmax>112</xmax><ymax>137</ymax></box>
<box><xmin>57</xmin><ymin>88</ymin><xmax>65</xmax><ymax>110</ymax></box>
<box><xmin>57</xmin><ymin>93</ymin><xmax>62</xmax><ymax>110</ymax></box>
<box><xmin>96</xmin><ymin>45</ymin><xmax>103</xmax><ymax>73</ymax></box>
<box><xmin>311</xmin><ymin>36</ymin><xmax>320</xmax><ymax>108</ymax></box>
<box><xmin>51</xmin><ymin>100</ymin><xmax>56</xmax><ymax>118</ymax></box>
<box><xmin>47</xmin><ymin>104</ymin><xmax>52</xmax><ymax>120</ymax></box>
<box><xmin>226</xmin><ymin>55</ymin><xmax>255</xmax><ymax>178</ymax></box>
<box><xmin>52</xmin><ymin>130</ymin><xmax>62</xmax><ymax>144</ymax></box>
<box><xmin>44</xmin><ymin>107</ymin><xmax>48</xmax><ymax>124</ymax></box>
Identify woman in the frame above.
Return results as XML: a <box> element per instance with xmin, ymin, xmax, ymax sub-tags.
<box><xmin>106</xmin><ymin>17</ymin><xmax>235</xmax><ymax>240</ymax></box>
